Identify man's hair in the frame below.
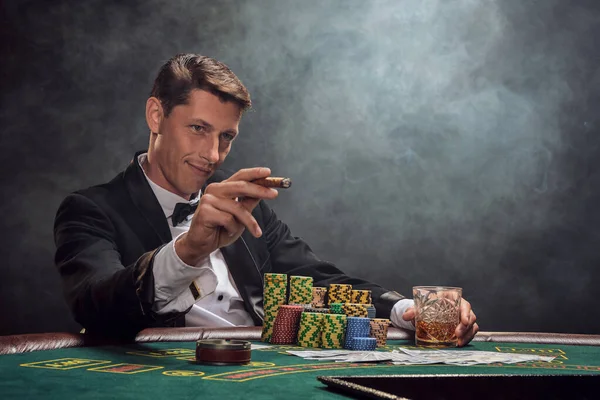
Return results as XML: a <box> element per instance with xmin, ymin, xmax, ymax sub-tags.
<box><xmin>150</xmin><ymin>53</ymin><xmax>251</xmax><ymax>116</ymax></box>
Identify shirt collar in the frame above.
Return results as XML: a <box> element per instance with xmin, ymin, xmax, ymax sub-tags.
<box><xmin>137</xmin><ymin>153</ymin><xmax>200</xmax><ymax>223</ymax></box>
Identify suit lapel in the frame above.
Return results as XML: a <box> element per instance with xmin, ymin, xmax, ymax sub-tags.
<box><xmin>123</xmin><ymin>151</ymin><xmax>172</xmax><ymax>247</ymax></box>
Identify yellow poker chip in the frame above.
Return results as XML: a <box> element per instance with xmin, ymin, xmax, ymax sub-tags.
<box><xmin>350</xmin><ymin>289</ymin><xmax>372</xmax><ymax>304</ymax></box>
<box><xmin>262</xmin><ymin>275</ymin><xmax>287</xmax><ymax>343</ymax></box>
<box><xmin>289</xmin><ymin>276</ymin><xmax>314</xmax><ymax>304</ymax></box>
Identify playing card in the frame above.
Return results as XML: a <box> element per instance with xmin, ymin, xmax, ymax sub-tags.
<box><xmin>287</xmin><ymin>347</ymin><xmax>556</xmax><ymax>366</ymax></box>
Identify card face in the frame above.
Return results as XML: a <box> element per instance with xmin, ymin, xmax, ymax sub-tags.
<box><xmin>87</xmin><ymin>363</ymin><xmax>163</xmax><ymax>374</ymax></box>
<box><xmin>21</xmin><ymin>358</ymin><xmax>111</xmax><ymax>370</ymax></box>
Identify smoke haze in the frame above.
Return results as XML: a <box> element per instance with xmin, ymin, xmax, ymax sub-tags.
<box><xmin>1</xmin><ymin>0</ymin><xmax>599</xmax><ymax>334</ymax></box>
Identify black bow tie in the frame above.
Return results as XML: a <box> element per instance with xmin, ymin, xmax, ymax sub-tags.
<box><xmin>171</xmin><ymin>199</ymin><xmax>199</xmax><ymax>227</ymax></box>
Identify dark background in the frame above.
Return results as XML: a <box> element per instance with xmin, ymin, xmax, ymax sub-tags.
<box><xmin>1</xmin><ymin>0</ymin><xmax>599</xmax><ymax>335</ymax></box>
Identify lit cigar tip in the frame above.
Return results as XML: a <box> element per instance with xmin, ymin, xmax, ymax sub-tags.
<box><xmin>281</xmin><ymin>178</ymin><xmax>292</xmax><ymax>188</ymax></box>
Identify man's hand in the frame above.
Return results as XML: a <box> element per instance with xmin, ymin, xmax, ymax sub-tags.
<box><xmin>402</xmin><ymin>298</ymin><xmax>479</xmax><ymax>347</ymax></box>
<box><xmin>175</xmin><ymin>167</ymin><xmax>278</xmax><ymax>265</ymax></box>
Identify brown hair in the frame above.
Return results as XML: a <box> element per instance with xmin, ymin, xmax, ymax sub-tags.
<box><xmin>150</xmin><ymin>53</ymin><xmax>251</xmax><ymax>116</ymax></box>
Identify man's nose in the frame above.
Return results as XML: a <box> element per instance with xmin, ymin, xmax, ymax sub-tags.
<box><xmin>204</xmin><ymin>136</ymin><xmax>220</xmax><ymax>164</ymax></box>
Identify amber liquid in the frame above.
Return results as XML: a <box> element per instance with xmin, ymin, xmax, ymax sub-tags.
<box><xmin>415</xmin><ymin>320</ymin><xmax>458</xmax><ymax>347</ymax></box>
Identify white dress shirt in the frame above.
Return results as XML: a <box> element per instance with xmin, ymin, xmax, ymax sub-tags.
<box><xmin>139</xmin><ymin>154</ymin><xmax>254</xmax><ymax>327</ymax></box>
<box><xmin>138</xmin><ymin>154</ymin><xmax>415</xmax><ymax>330</ymax></box>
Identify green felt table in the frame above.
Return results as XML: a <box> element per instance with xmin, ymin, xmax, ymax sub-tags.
<box><xmin>1</xmin><ymin>329</ymin><xmax>600</xmax><ymax>400</ymax></box>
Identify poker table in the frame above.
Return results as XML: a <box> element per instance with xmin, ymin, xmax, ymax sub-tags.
<box><xmin>1</xmin><ymin>327</ymin><xmax>600</xmax><ymax>399</ymax></box>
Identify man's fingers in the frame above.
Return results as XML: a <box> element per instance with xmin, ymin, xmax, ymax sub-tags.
<box><xmin>469</xmin><ymin>310</ymin><xmax>477</xmax><ymax>326</ymax></box>
<box><xmin>204</xmin><ymin>167</ymin><xmax>281</xmax><ymax>212</ymax></box>
<box><xmin>200</xmin><ymin>194</ymin><xmax>262</xmax><ymax>237</ymax></box>
<box><xmin>402</xmin><ymin>307</ymin><xmax>415</xmax><ymax>321</ymax></box>
<box><xmin>457</xmin><ymin>322</ymin><xmax>479</xmax><ymax>347</ymax></box>
<box><xmin>460</xmin><ymin>299</ymin><xmax>472</xmax><ymax>325</ymax></box>
<box><xmin>206</xmin><ymin>180</ymin><xmax>279</xmax><ymax>201</ymax></box>
<box><xmin>238</xmin><ymin>196</ymin><xmax>262</xmax><ymax>213</ymax></box>
<box><xmin>228</xmin><ymin>167</ymin><xmax>272</xmax><ymax>182</ymax></box>
<box><xmin>456</xmin><ymin>322</ymin><xmax>464</xmax><ymax>337</ymax></box>
<box><xmin>199</xmin><ymin>203</ymin><xmax>244</xmax><ymax>237</ymax></box>
<box><xmin>456</xmin><ymin>308</ymin><xmax>477</xmax><ymax>338</ymax></box>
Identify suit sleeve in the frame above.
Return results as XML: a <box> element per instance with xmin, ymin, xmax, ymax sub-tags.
<box><xmin>258</xmin><ymin>201</ymin><xmax>405</xmax><ymax>319</ymax></box>
<box><xmin>54</xmin><ymin>193</ymin><xmax>187</xmax><ymax>338</ymax></box>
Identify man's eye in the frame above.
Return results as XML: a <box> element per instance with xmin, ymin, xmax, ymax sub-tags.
<box><xmin>221</xmin><ymin>132</ymin><xmax>235</xmax><ymax>142</ymax></box>
<box><xmin>191</xmin><ymin>125</ymin><xmax>206</xmax><ymax>133</ymax></box>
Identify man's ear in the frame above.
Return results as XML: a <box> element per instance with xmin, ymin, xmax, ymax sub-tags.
<box><xmin>146</xmin><ymin>97</ymin><xmax>164</xmax><ymax>134</ymax></box>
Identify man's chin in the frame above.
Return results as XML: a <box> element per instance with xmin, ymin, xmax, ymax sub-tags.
<box><xmin>188</xmin><ymin>177</ymin><xmax>211</xmax><ymax>194</ymax></box>
<box><xmin>182</xmin><ymin>183</ymin><xmax>203</xmax><ymax>197</ymax></box>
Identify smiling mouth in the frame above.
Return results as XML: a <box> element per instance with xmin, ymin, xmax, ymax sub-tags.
<box><xmin>187</xmin><ymin>162</ymin><xmax>213</xmax><ymax>175</ymax></box>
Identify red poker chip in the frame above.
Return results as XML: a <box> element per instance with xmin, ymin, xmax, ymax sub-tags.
<box><xmin>272</xmin><ymin>334</ymin><xmax>296</xmax><ymax>338</ymax></box>
<box><xmin>270</xmin><ymin>309</ymin><xmax>302</xmax><ymax>344</ymax></box>
<box><xmin>279</xmin><ymin>305</ymin><xmax>304</xmax><ymax>310</ymax></box>
<box><xmin>271</xmin><ymin>335</ymin><xmax>297</xmax><ymax>344</ymax></box>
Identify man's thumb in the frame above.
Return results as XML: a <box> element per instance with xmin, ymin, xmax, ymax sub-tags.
<box><xmin>402</xmin><ymin>307</ymin><xmax>415</xmax><ymax>321</ymax></box>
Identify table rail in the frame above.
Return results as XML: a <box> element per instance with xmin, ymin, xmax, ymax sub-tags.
<box><xmin>1</xmin><ymin>327</ymin><xmax>599</xmax><ymax>355</ymax></box>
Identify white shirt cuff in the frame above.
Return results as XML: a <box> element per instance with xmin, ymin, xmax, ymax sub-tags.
<box><xmin>390</xmin><ymin>298</ymin><xmax>416</xmax><ymax>331</ymax></box>
<box><xmin>152</xmin><ymin>234</ymin><xmax>217</xmax><ymax>314</ymax></box>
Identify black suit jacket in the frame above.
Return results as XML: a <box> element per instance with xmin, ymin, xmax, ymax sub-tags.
<box><xmin>54</xmin><ymin>151</ymin><xmax>404</xmax><ymax>338</ymax></box>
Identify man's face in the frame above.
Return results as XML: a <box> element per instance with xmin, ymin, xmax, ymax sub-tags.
<box><xmin>151</xmin><ymin>89</ymin><xmax>241</xmax><ymax>198</ymax></box>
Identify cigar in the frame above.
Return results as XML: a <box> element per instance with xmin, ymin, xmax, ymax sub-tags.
<box><xmin>253</xmin><ymin>177</ymin><xmax>292</xmax><ymax>189</ymax></box>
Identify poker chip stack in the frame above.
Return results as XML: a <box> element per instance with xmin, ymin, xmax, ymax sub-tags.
<box><xmin>342</xmin><ymin>303</ymin><xmax>369</xmax><ymax>318</ymax></box>
<box><xmin>261</xmin><ymin>273</ymin><xmax>288</xmax><ymax>342</ymax></box>
<box><xmin>348</xmin><ymin>337</ymin><xmax>377</xmax><ymax>351</ymax></box>
<box><xmin>351</xmin><ymin>289</ymin><xmax>372</xmax><ymax>304</ymax></box>
<box><xmin>344</xmin><ymin>317</ymin><xmax>371</xmax><ymax>349</ymax></box>
<box><xmin>293</xmin><ymin>304</ymin><xmax>313</xmax><ymax>310</ymax></box>
<box><xmin>304</xmin><ymin>307</ymin><xmax>329</xmax><ymax>314</ymax></box>
<box><xmin>367</xmin><ymin>305</ymin><xmax>377</xmax><ymax>319</ymax></box>
<box><xmin>288</xmin><ymin>276</ymin><xmax>313</xmax><ymax>304</ymax></box>
<box><xmin>329</xmin><ymin>303</ymin><xmax>344</xmax><ymax>314</ymax></box>
<box><xmin>271</xmin><ymin>305</ymin><xmax>304</xmax><ymax>344</ymax></box>
<box><xmin>321</xmin><ymin>314</ymin><xmax>347</xmax><ymax>349</ymax></box>
<box><xmin>297</xmin><ymin>312</ymin><xmax>325</xmax><ymax>347</ymax></box>
<box><xmin>328</xmin><ymin>284</ymin><xmax>352</xmax><ymax>305</ymax></box>
<box><xmin>261</xmin><ymin>273</ymin><xmax>390</xmax><ymax>351</ymax></box>
<box><xmin>369</xmin><ymin>318</ymin><xmax>391</xmax><ymax>347</ymax></box>
<box><xmin>311</xmin><ymin>287</ymin><xmax>327</xmax><ymax>308</ymax></box>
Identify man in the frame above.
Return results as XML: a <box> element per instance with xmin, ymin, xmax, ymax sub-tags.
<box><xmin>54</xmin><ymin>53</ymin><xmax>478</xmax><ymax>343</ymax></box>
